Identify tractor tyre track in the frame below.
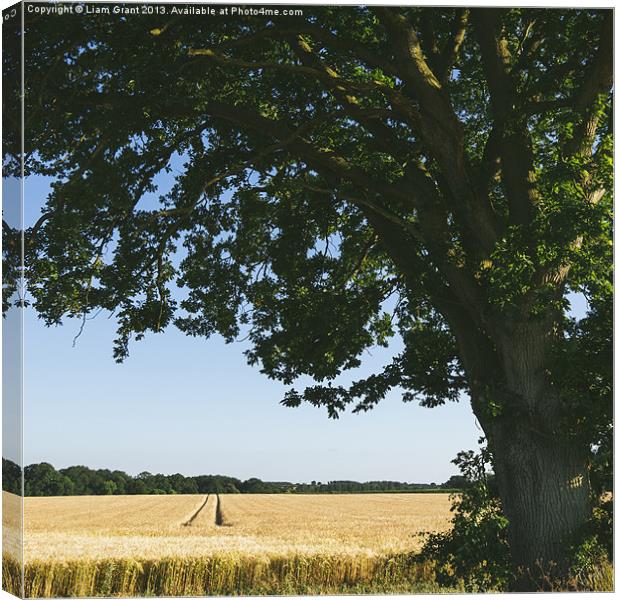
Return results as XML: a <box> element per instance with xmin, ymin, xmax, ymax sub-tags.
<box><xmin>182</xmin><ymin>494</ymin><xmax>209</xmax><ymax>527</ymax></box>
<box><xmin>215</xmin><ymin>494</ymin><xmax>224</xmax><ymax>526</ymax></box>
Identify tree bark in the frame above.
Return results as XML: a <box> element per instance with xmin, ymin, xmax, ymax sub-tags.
<box><xmin>451</xmin><ymin>313</ymin><xmax>594</xmax><ymax>590</ymax></box>
<box><xmin>467</xmin><ymin>322</ymin><xmax>593</xmax><ymax>590</ymax></box>
<box><xmin>491</xmin><ymin>420</ymin><xmax>591</xmax><ymax>590</ymax></box>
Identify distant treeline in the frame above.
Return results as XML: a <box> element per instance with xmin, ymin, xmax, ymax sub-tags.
<box><xmin>2</xmin><ymin>458</ymin><xmax>465</xmax><ymax>496</ymax></box>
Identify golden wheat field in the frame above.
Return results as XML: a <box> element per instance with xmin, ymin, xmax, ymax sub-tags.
<box><xmin>216</xmin><ymin>493</ymin><xmax>453</xmax><ymax>555</ymax></box>
<box><xmin>24</xmin><ymin>493</ymin><xmax>205</xmax><ymax>534</ymax></box>
<box><xmin>3</xmin><ymin>491</ymin><xmax>455</xmax><ymax>596</ymax></box>
<box><xmin>21</xmin><ymin>492</ymin><xmax>452</xmax><ymax>561</ymax></box>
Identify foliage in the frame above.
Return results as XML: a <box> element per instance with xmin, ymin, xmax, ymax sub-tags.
<box><xmin>2</xmin><ymin>5</ymin><xmax>613</xmax><ymax>581</ymax></box>
<box><xmin>2</xmin><ymin>457</ymin><xmax>21</xmax><ymax>495</ymax></box>
<box><xmin>5</xmin><ymin>458</ymin><xmax>459</xmax><ymax>496</ymax></box>
<box><xmin>569</xmin><ymin>497</ymin><xmax>613</xmax><ymax>581</ymax></box>
<box><xmin>550</xmin><ymin>292</ymin><xmax>613</xmax><ymax>493</ymax></box>
<box><xmin>417</xmin><ymin>444</ymin><xmax>613</xmax><ymax>592</ymax></box>
<box><xmin>416</xmin><ymin>443</ymin><xmax>513</xmax><ymax>592</ymax></box>
<box><xmin>24</xmin><ymin>462</ymin><xmax>75</xmax><ymax>497</ymax></box>
<box><xmin>4</xmin><ymin>7</ymin><xmax>610</xmax><ymax>418</ymax></box>
<box><xmin>569</xmin><ymin>528</ymin><xmax>612</xmax><ymax>589</ymax></box>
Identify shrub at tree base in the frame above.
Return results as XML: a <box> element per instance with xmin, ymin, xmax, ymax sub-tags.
<box><xmin>416</xmin><ymin>445</ymin><xmax>512</xmax><ymax>592</ymax></box>
<box><xmin>417</xmin><ymin>444</ymin><xmax>613</xmax><ymax>592</ymax></box>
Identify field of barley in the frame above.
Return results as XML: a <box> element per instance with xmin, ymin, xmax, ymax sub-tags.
<box><xmin>3</xmin><ymin>491</ymin><xmax>455</xmax><ymax>596</ymax></box>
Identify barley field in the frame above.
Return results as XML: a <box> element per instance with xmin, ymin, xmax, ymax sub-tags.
<box><xmin>3</xmin><ymin>491</ymin><xmax>455</xmax><ymax>596</ymax></box>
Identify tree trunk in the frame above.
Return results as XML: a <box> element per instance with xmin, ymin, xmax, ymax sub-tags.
<box><xmin>476</xmin><ymin>322</ymin><xmax>593</xmax><ymax>590</ymax></box>
<box><xmin>491</xmin><ymin>420</ymin><xmax>591</xmax><ymax>590</ymax></box>
<box><xmin>445</xmin><ymin>298</ymin><xmax>595</xmax><ymax>590</ymax></box>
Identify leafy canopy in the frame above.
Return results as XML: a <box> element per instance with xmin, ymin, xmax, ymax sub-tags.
<box><xmin>6</xmin><ymin>7</ymin><xmax>612</xmax><ymax>422</ymax></box>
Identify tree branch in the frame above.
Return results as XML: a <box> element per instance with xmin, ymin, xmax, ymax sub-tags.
<box><xmin>473</xmin><ymin>9</ymin><xmax>539</xmax><ymax>228</ymax></box>
<box><xmin>188</xmin><ymin>43</ymin><xmax>427</xmax><ymax>140</ymax></box>
<box><xmin>472</xmin><ymin>9</ymin><xmax>513</xmax><ymax>114</ymax></box>
<box><xmin>437</xmin><ymin>8</ymin><xmax>469</xmax><ymax>83</ymax></box>
<box><xmin>187</xmin><ymin>47</ymin><xmax>391</xmax><ymax>99</ymax></box>
<box><xmin>563</xmin><ymin>11</ymin><xmax>613</xmax><ymax>157</ymax></box>
<box><xmin>285</xmin><ymin>38</ymin><xmax>490</xmax><ymax>308</ymax></box>
<box><xmin>213</xmin><ymin>23</ymin><xmax>399</xmax><ymax>77</ymax></box>
<box><xmin>376</xmin><ymin>8</ymin><xmax>501</xmax><ymax>254</ymax></box>
<box><xmin>203</xmin><ymin>102</ymin><xmax>419</xmax><ymax>211</ymax></box>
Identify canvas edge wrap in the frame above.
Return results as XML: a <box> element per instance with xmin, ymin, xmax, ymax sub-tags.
<box><xmin>2</xmin><ymin>1</ymin><xmax>25</xmax><ymax>598</ymax></box>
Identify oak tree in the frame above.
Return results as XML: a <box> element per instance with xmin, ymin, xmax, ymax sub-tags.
<box><xmin>3</xmin><ymin>5</ymin><xmax>612</xmax><ymax>586</ymax></box>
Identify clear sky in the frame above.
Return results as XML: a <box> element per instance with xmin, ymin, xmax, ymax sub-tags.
<box><xmin>19</xmin><ymin>171</ymin><xmax>588</xmax><ymax>484</ymax></box>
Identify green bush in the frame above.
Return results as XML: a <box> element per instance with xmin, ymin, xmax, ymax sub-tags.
<box><xmin>417</xmin><ymin>441</ymin><xmax>613</xmax><ymax>592</ymax></box>
<box><xmin>567</xmin><ymin>497</ymin><xmax>613</xmax><ymax>589</ymax></box>
<box><xmin>416</xmin><ymin>442</ymin><xmax>513</xmax><ymax>592</ymax></box>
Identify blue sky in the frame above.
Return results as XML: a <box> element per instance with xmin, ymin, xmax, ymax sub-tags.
<box><xmin>18</xmin><ymin>171</ymin><xmax>588</xmax><ymax>484</ymax></box>
<box><xmin>3</xmin><ymin>174</ymin><xmax>22</xmax><ymax>470</ymax></box>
